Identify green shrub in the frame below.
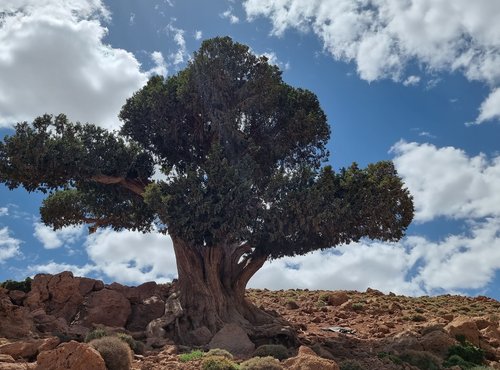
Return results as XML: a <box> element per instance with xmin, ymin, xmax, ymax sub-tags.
<box><xmin>116</xmin><ymin>333</ymin><xmax>145</xmax><ymax>355</ymax></box>
<box><xmin>253</xmin><ymin>344</ymin><xmax>289</xmax><ymax>360</ymax></box>
<box><xmin>240</xmin><ymin>356</ymin><xmax>283</xmax><ymax>369</ymax></box>
<box><xmin>84</xmin><ymin>328</ymin><xmax>107</xmax><ymax>343</ymax></box>
<box><xmin>201</xmin><ymin>355</ymin><xmax>239</xmax><ymax>370</ymax></box>
<box><xmin>179</xmin><ymin>349</ymin><xmax>205</xmax><ymax>362</ymax></box>
<box><xmin>399</xmin><ymin>350</ymin><xmax>441</xmax><ymax>370</ymax></box>
<box><xmin>378</xmin><ymin>352</ymin><xmax>403</xmax><ymax>365</ymax></box>
<box><xmin>447</xmin><ymin>342</ymin><xmax>485</xmax><ymax>366</ymax></box>
<box><xmin>90</xmin><ymin>336</ymin><xmax>133</xmax><ymax>370</ymax></box>
<box><xmin>352</xmin><ymin>302</ymin><xmax>365</xmax><ymax>311</ymax></box>
<box><xmin>1</xmin><ymin>277</ymin><xmax>32</xmax><ymax>292</ymax></box>
<box><xmin>206</xmin><ymin>348</ymin><xmax>234</xmax><ymax>359</ymax></box>
<box><xmin>410</xmin><ymin>314</ymin><xmax>427</xmax><ymax>322</ymax></box>
<box><xmin>444</xmin><ymin>354</ymin><xmax>476</xmax><ymax>369</ymax></box>
<box><xmin>339</xmin><ymin>359</ymin><xmax>365</xmax><ymax>370</ymax></box>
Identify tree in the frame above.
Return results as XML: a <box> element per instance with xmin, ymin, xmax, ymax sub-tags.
<box><xmin>0</xmin><ymin>37</ymin><xmax>413</xmax><ymax>345</ymax></box>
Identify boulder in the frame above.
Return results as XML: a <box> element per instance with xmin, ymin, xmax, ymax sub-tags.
<box><xmin>283</xmin><ymin>345</ymin><xmax>340</xmax><ymax>370</ymax></box>
<box><xmin>208</xmin><ymin>324</ymin><xmax>255</xmax><ymax>356</ymax></box>
<box><xmin>31</xmin><ymin>309</ymin><xmax>69</xmax><ymax>334</ymax></box>
<box><xmin>383</xmin><ymin>330</ymin><xmax>423</xmax><ymax>354</ymax></box>
<box><xmin>126</xmin><ymin>296</ymin><xmax>165</xmax><ymax>332</ymax></box>
<box><xmin>0</xmin><ymin>363</ymin><xmax>36</xmax><ymax>369</ymax></box>
<box><xmin>0</xmin><ymin>337</ymin><xmax>59</xmax><ymax>361</ymax></box>
<box><xmin>186</xmin><ymin>326</ymin><xmax>213</xmax><ymax>346</ymax></box>
<box><xmin>36</xmin><ymin>341</ymin><xmax>106</xmax><ymax>370</ymax></box>
<box><xmin>8</xmin><ymin>291</ymin><xmax>26</xmax><ymax>306</ymax></box>
<box><xmin>420</xmin><ymin>329</ymin><xmax>456</xmax><ymax>357</ymax></box>
<box><xmin>445</xmin><ymin>316</ymin><xmax>480</xmax><ymax>346</ymax></box>
<box><xmin>25</xmin><ymin>272</ymin><xmax>84</xmax><ymax>323</ymax></box>
<box><xmin>0</xmin><ymin>291</ymin><xmax>35</xmax><ymax>339</ymax></box>
<box><xmin>326</xmin><ymin>292</ymin><xmax>349</xmax><ymax>306</ymax></box>
<box><xmin>79</xmin><ymin>289</ymin><xmax>131</xmax><ymax>328</ymax></box>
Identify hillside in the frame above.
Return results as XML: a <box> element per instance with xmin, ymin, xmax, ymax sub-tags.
<box><xmin>0</xmin><ymin>272</ymin><xmax>499</xmax><ymax>369</ymax></box>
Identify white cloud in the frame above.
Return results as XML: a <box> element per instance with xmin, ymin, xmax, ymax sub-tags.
<box><xmin>0</xmin><ymin>0</ymin><xmax>150</xmax><ymax>130</ymax></box>
<box><xmin>194</xmin><ymin>30</ymin><xmax>203</xmax><ymax>40</ymax></box>
<box><xmin>403</xmin><ymin>75</ymin><xmax>421</xmax><ymax>86</ymax></box>
<box><xmin>84</xmin><ymin>229</ymin><xmax>176</xmax><ymax>284</ymax></box>
<box><xmin>251</xmin><ymin>217</ymin><xmax>500</xmax><ymax>295</ymax></box>
<box><xmin>165</xmin><ymin>23</ymin><xmax>187</xmax><ymax>66</ymax></box>
<box><xmin>0</xmin><ymin>227</ymin><xmax>21</xmax><ymax>263</ymax></box>
<box><xmin>150</xmin><ymin>51</ymin><xmax>167</xmax><ymax>76</ymax></box>
<box><xmin>259</xmin><ymin>51</ymin><xmax>290</xmax><ymax>70</ymax></box>
<box><xmin>392</xmin><ymin>141</ymin><xmax>500</xmax><ymax>222</ymax></box>
<box><xmin>221</xmin><ymin>8</ymin><xmax>240</xmax><ymax>24</ymax></box>
<box><xmin>475</xmin><ymin>87</ymin><xmax>500</xmax><ymax>124</ymax></box>
<box><xmin>29</xmin><ymin>228</ymin><xmax>176</xmax><ymax>285</ymax></box>
<box><xmin>243</xmin><ymin>0</ymin><xmax>500</xmax><ymax>123</ymax></box>
<box><xmin>33</xmin><ymin>222</ymin><xmax>84</xmax><ymax>249</ymax></box>
<box><xmin>0</xmin><ymin>207</ymin><xmax>8</xmax><ymax>216</ymax></box>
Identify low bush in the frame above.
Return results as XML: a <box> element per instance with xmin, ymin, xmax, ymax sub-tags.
<box><xmin>444</xmin><ymin>341</ymin><xmax>485</xmax><ymax>369</ymax></box>
<box><xmin>201</xmin><ymin>355</ymin><xmax>239</xmax><ymax>370</ymax></box>
<box><xmin>339</xmin><ymin>359</ymin><xmax>365</xmax><ymax>370</ymax></box>
<box><xmin>240</xmin><ymin>356</ymin><xmax>283</xmax><ymax>369</ymax></box>
<box><xmin>206</xmin><ymin>348</ymin><xmax>234</xmax><ymax>359</ymax></box>
<box><xmin>90</xmin><ymin>336</ymin><xmax>133</xmax><ymax>370</ymax></box>
<box><xmin>84</xmin><ymin>328</ymin><xmax>107</xmax><ymax>343</ymax></box>
<box><xmin>399</xmin><ymin>350</ymin><xmax>440</xmax><ymax>370</ymax></box>
<box><xmin>179</xmin><ymin>349</ymin><xmax>205</xmax><ymax>362</ymax></box>
<box><xmin>253</xmin><ymin>344</ymin><xmax>289</xmax><ymax>360</ymax></box>
<box><xmin>116</xmin><ymin>333</ymin><xmax>145</xmax><ymax>355</ymax></box>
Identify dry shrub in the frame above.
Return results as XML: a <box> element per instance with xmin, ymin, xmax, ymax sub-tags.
<box><xmin>90</xmin><ymin>335</ymin><xmax>133</xmax><ymax>370</ymax></box>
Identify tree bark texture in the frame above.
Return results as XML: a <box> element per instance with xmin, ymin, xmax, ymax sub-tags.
<box><xmin>168</xmin><ymin>237</ymin><xmax>297</xmax><ymax>346</ymax></box>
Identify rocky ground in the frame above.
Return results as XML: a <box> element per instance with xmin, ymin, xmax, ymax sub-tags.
<box><xmin>1</xmin><ymin>272</ymin><xmax>499</xmax><ymax>369</ymax></box>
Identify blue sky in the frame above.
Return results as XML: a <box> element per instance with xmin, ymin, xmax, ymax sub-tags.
<box><xmin>1</xmin><ymin>0</ymin><xmax>500</xmax><ymax>299</ymax></box>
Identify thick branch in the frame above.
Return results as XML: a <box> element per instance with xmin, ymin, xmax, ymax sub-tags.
<box><xmin>91</xmin><ymin>175</ymin><xmax>147</xmax><ymax>196</ymax></box>
<box><xmin>234</xmin><ymin>253</ymin><xmax>268</xmax><ymax>293</ymax></box>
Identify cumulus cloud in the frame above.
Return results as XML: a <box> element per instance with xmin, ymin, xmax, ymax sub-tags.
<box><xmin>194</xmin><ymin>30</ymin><xmax>203</xmax><ymax>40</ymax></box>
<box><xmin>0</xmin><ymin>0</ymin><xmax>150</xmax><ymax>130</ymax></box>
<box><xmin>0</xmin><ymin>227</ymin><xmax>21</xmax><ymax>263</ymax></box>
<box><xmin>221</xmin><ymin>7</ymin><xmax>240</xmax><ymax>24</ymax></box>
<box><xmin>28</xmin><ymin>228</ymin><xmax>176</xmax><ymax>285</ymax></box>
<box><xmin>165</xmin><ymin>23</ymin><xmax>187</xmax><ymax>66</ymax></box>
<box><xmin>475</xmin><ymin>87</ymin><xmax>500</xmax><ymax>124</ymax></box>
<box><xmin>150</xmin><ymin>51</ymin><xmax>168</xmax><ymax>76</ymax></box>
<box><xmin>243</xmin><ymin>0</ymin><xmax>500</xmax><ymax>123</ymax></box>
<box><xmin>251</xmin><ymin>217</ymin><xmax>500</xmax><ymax>295</ymax></box>
<box><xmin>33</xmin><ymin>222</ymin><xmax>84</xmax><ymax>249</ymax></box>
<box><xmin>392</xmin><ymin>141</ymin><xmax>500</xmax><ymax>222</ymax></box>
<box><xmin>0</xmin><ymin>207</ymin><xmax>8</xmax><ymax>216</ymax></box>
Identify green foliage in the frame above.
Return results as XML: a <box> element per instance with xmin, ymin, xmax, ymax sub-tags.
<box><xmin>352</xmin><ymin>302</ymin><xmax>365</xmax><ymax>311</ymax></box>
<box><xmin>240</xmin><ymin>356</ymin><xmax>283</xmax><ymax>369</ymax></box>
<box><xmin>116</xmin><ymin>333</ymin><xmax>145</xmax><ymax>355</ymax></box>
<box><xmin>339</xmin><ymin>360</ymin><xmax>365</xmax><ymax>370</ymax></box>
<box><xmin>444</xmin><ymin>341</ymin><xmax>485</xmax><ymax>368</ymax></box>
<box><xmin>84</xmin><ymin>328</ymin><xmax>107</xmax><ymax>343</ymax></box>
<box><xmin>399</xmin><ymin>350</ymin><xmax>441</xmax><ymax>370</ymax></box>
<box><xmin>179</xmin><ymin>349</ymin><xmax>205</xmax><ymax>362</ymax></box>
<box><xmin>90</xmin><ymin>336</ymin><xmax>133</xmax><ymax>370</ymax></box>
<box><xmin>0</xmin><ymin>36</ymin><xmax>414</xmax><ymax>261</ymax></box>
<box><xmin>206</xmin><ymin>348</ymin><xmax>234</xmax><ymax>359</ymax></box>
<box><xmin>410</xmin><ymin>314</ymin><xmax>427</xmax><ymax>322</ymax></box>
<box><xmin>378</xmin><ymin>352</ymin><xmax>403</xmax><ymax>365</ymax></box>
<box><xmin>253</xmin><ymin>344</ymin><xmax>290</xmax><ymax>360</ymax></box>
<box><xmin>201</xmin><ymin>355</ymin><xmax>239</xmax><ymax>370</ymax></box>
<box><xmin>0</xmin><ymin>277</ymin><xmax>32</xmax><ymax>292</ymax></box>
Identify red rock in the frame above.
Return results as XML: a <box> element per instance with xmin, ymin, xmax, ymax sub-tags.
<box><xmin>0</xmin><ymin>292</ymin><xmax>35</xmax><ymax>339</ymax></box>
<box><xmin>326</xmin><ymin>292</ymin><xmax>349</xmax><ymax>306</ymax></box>
<box><xmin>208</xmin><ymin>324</ymin><xmax>255</xmax><ymax>356</ymax></box>
<box><xmin>445</xmin><ymin>316</ymin><xmax>480</xmax><ymax>346</ymax></box>
<box><xmin>36</xmin><ymin>341</ymin><xmax>106</xmax><ymax>370</ymax></box>
<box><xmin>0</xmin><ymin>354</ymin><xmax>15</xmax><ymax>363</ymax></box>
<box><xmin>0</xmin><ymin>337</ymin><xmax>59</xmax><ymax>361</ymax></box>
<box><xmin>8</xmin><ymin>291</ymin><xmax>26</xmax><ymax>306</ymax></box>
<box><xmin>79</xmin><ymin>289</ymin><xmax>131</xmax><ymax>328</ymax></box>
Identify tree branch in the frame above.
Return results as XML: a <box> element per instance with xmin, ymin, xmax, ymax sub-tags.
<box><xmin>234</xmin><ymin>252</ymin><xmax>268</xmax><ymax>292</ymax></box>
<box><xmin>91</xmin><ymin>175</ymin><xmax>147</xmax><ymax>197</ymax></box>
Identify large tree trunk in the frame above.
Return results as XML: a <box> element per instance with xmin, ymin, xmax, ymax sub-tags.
<box><xmin>164</xmin><ymin>237</ymin><xmax>297</xmax><ymax>347</ymax></box>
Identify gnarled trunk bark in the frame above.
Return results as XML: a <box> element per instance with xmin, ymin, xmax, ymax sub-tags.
<box><xmin>165</xmin><ymin>237</ymin><xmax>297</xmax><ymax>346</ymax></box>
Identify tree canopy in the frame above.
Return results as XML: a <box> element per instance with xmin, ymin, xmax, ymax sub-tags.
<box><xmin>0</xmin><ymin>36</ymin><xmax>414</xmax><ymax>259</ymax></box>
